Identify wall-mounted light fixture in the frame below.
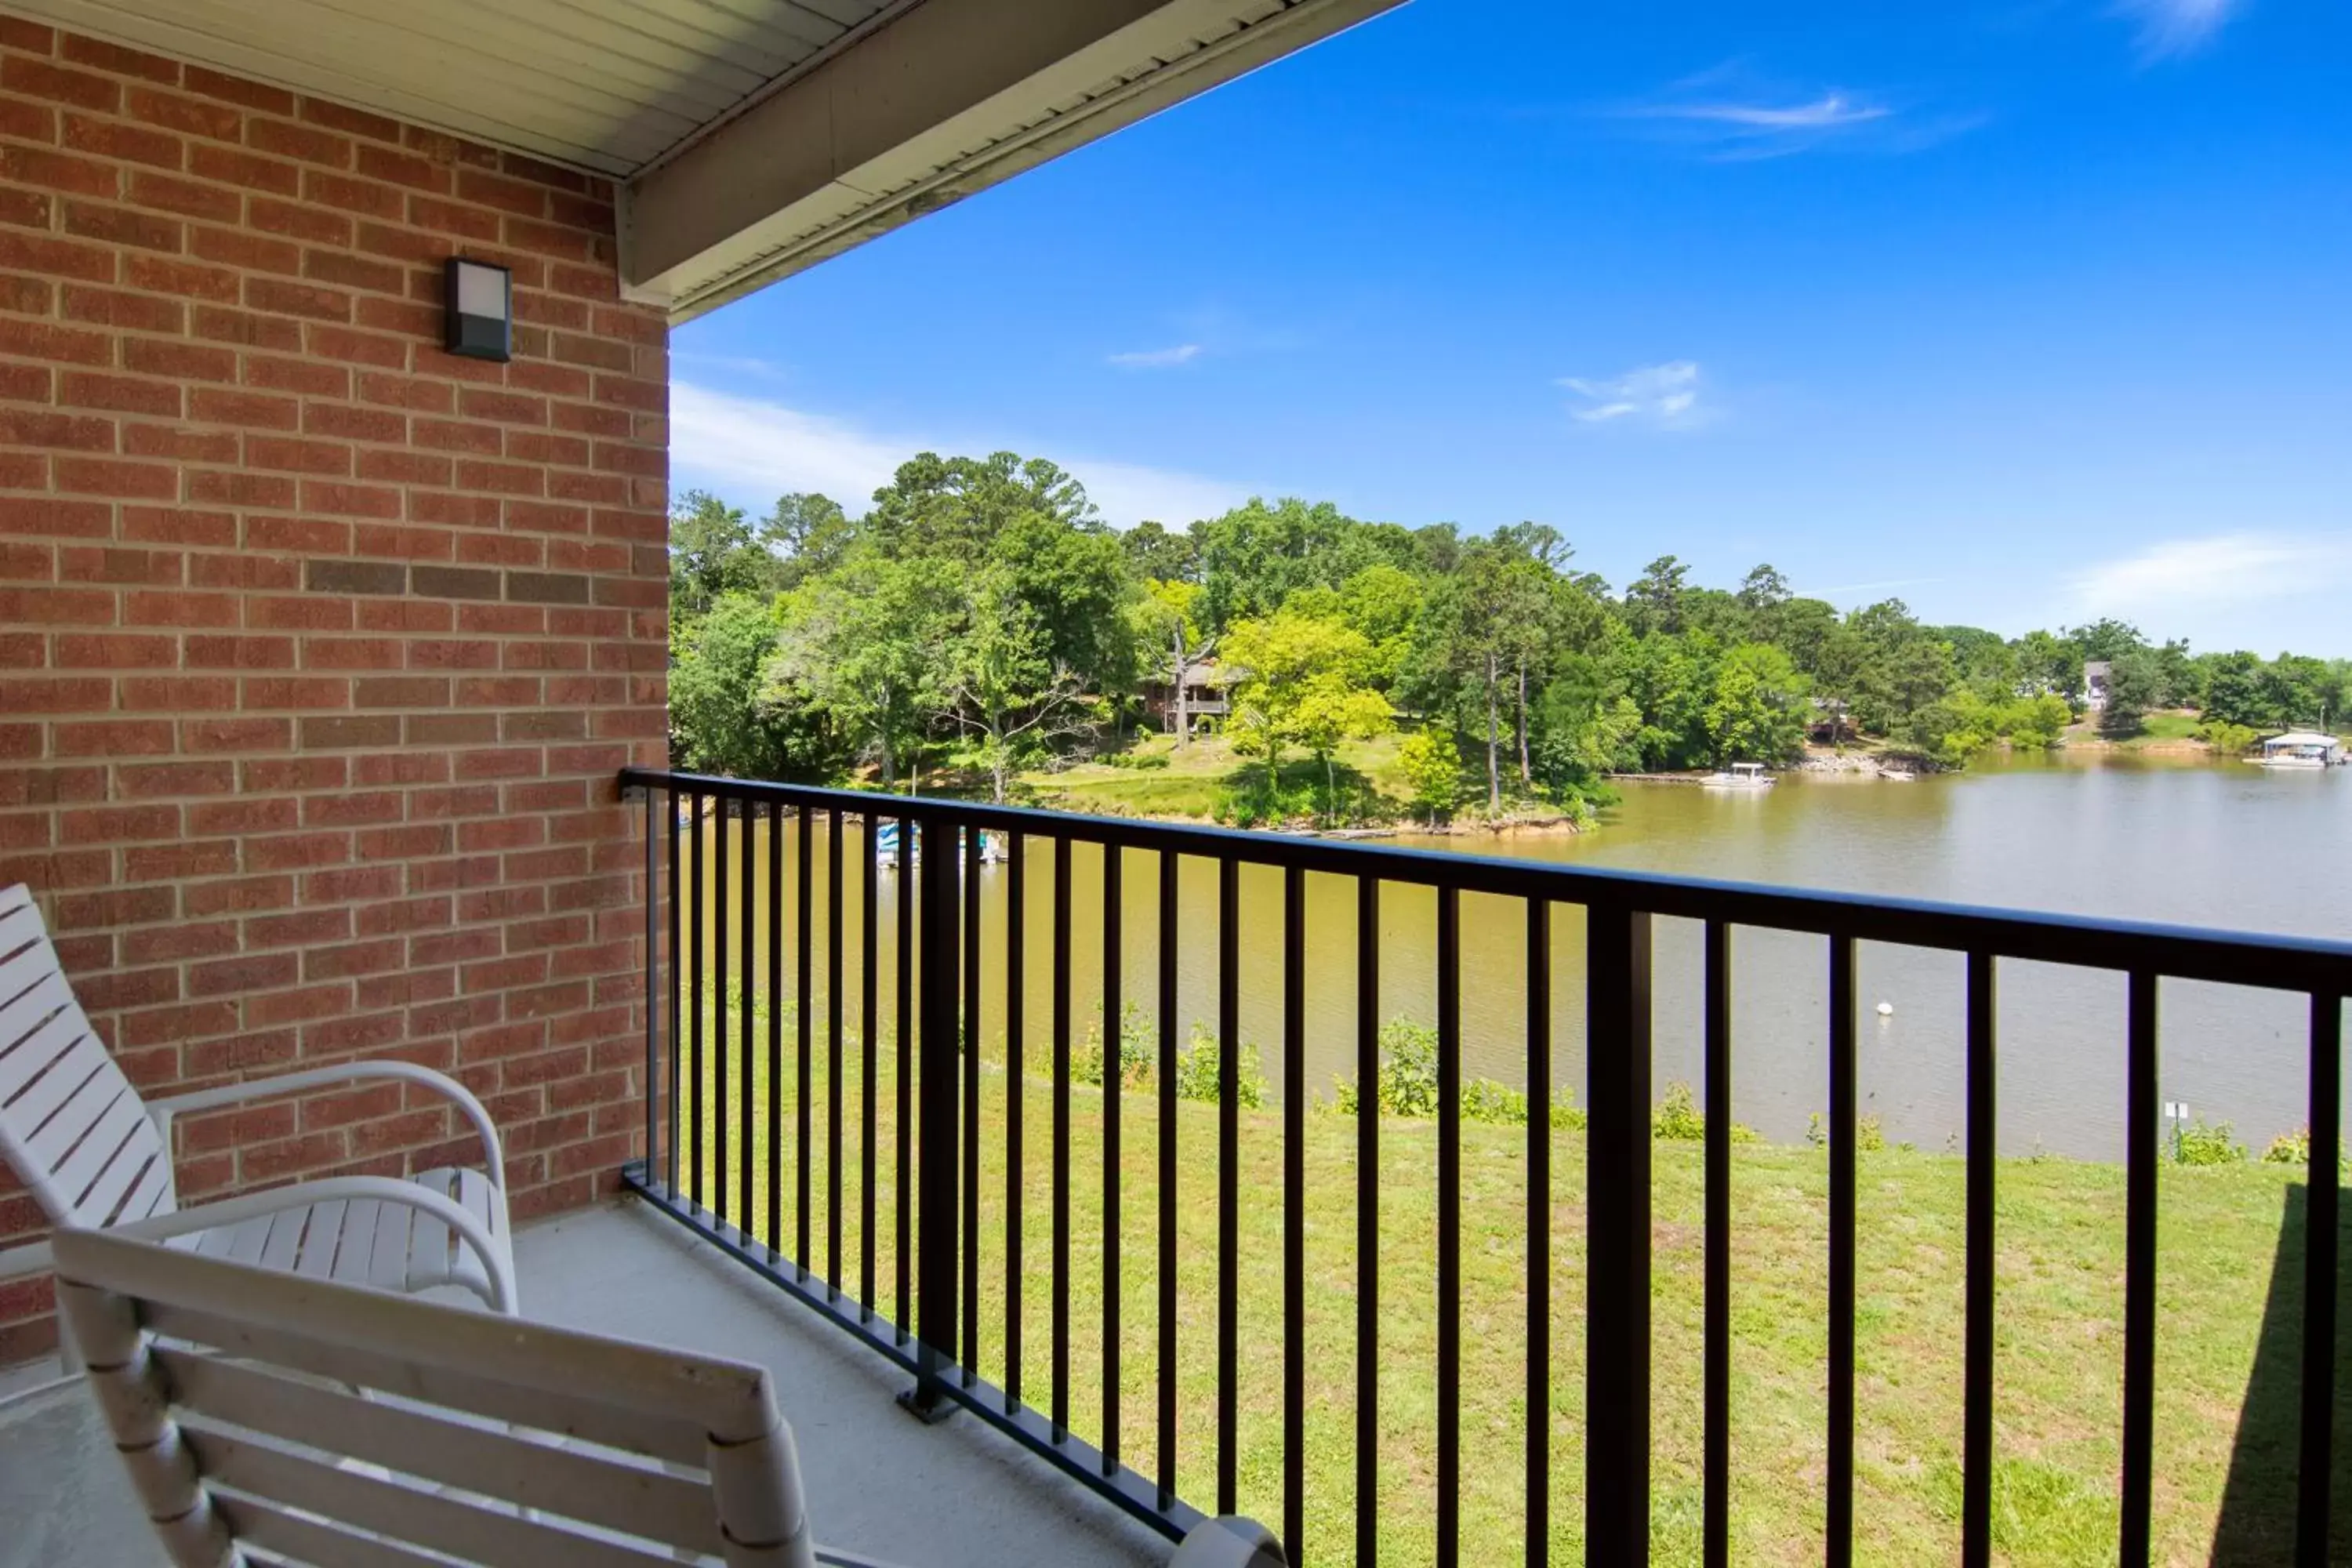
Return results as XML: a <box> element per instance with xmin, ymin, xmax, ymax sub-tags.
<box><xmin>444</xmin><ymin>257</ymin><xmax>512</xmax><ymax>362</ymax></box>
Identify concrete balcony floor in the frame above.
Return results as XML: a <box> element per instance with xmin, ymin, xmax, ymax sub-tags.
<box><xmin>0</xmin><ymin>1200</ymin><xmax>1171</xmax><ymax>1568</ymax></box>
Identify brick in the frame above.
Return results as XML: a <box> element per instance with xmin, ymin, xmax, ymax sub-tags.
<box><xmin>185</xmin><ymin>143</ymin><xmax>295</xmax><ymax>194</ymax></box>
<box><xmin>181</xmin><ymin>716</ymin><xmax>292</xmax><ymax>753</ymax></box>
<box><xmin>245</xmin><ymin>116</ymin><xmax>348</xmax><ymax>168</ymax></box>
<box><xmin>125</xmin><ymin>588</ymin><xmax>238</xmax><ymax>627</ymax></box>
<box><xmin>245</xmin><ymin>435</ymin><xmax>350</xmax><ymax>475</ymax></box>
<box><xmin>1</xmin><ymin>143</ymin><xmax>118</xmax><ymax>198</ymax></box>
<box><xmin>190</xmin><ymin>303</ymin><xmax>300</xmax><ymax>350</ymax></box>
<box><xmin>61</xmin><ymin>199</ymin><xmax>181</xmax><ymax>255</ymax></box>
<box><xmin>0</xmin><ymin>228</ymin><xmax>114</xmax><ymax>282</ymax></box>
<box><xmin>245</xmin><ymin>275</ymin><xmax>349</xmax><ymax>321</ymax></box>
<box><xmin>302</xmin><ymin>169</ymin><xmax>401</xmax><ymax>220</ymax></box>
<box><xmin>122</xmin><ymin>506</ymin><xmax>236</xmax><ymax>547</ymax></box>
<box><xmin>122</xmin><ymin>424</ymin><xmax>236</xmax><ymax>464</ymax></box>
<box><xmin>122</xmin><ymin>336</ymin><xmax>236</xmax><ymax>379</ymax></box>
<box><xmin>247</xmin><ymin>194</ymin><xmax>349</xmax><ymax>246</ymax></box>
<box><xmin>303</xmin><ymin>323</ymin><xmax>405</xmax><ymax>368</ymax></box>
<box><xmin>184</xmin><ymin>67</ymin><xmax>290</xmax><ymax>116</ymax></box>
<box><xmin>60</xmin><ymin>113</ymin><xmax>183</xmax><ymax>171</ymax></box>
<box><xmin>60</xmin><ymin>546</ymin><xmax>183</xmax><ymax>584</ymax></box>
<box><xmin>190</xmin><ymin>223</ymin><xmax>299</xmax><ymax>274</ymax></box>
<box><xmin>125</xmin><ymin>170</ymin><xmax>241</xmax><ymax>223</ymax></box>
<box><xmin>189</xmin><ymin>387</ymin><xmax>299</xmax><ymax>429</ymax></box>
<box><xmin>242</xmin><ymin>354</ymin><xmax>347</xmax><ymax>397</ymax></box>
<box><xmin>0</xmin><ymin>409</ymin><xmax>117</xmax><ymax>450</ymax></box>
<box><xmin>59</xmin><ymin>34</ymin><xmax>181</xmax><ymax>84</ymax></box>
<box><xmin>58</xmin><ymin>370</ymin><xmax>181</xmax><ymax>416</ymax></box>
<box><xmin>2</xmin><ymin>54</ymin><xmax>119</xmax><ymax>114</ymax></box>
<box><xmin>56</xmin><ymin>633</ymin><xmax>175</xmax><ymax>667</ymax></box>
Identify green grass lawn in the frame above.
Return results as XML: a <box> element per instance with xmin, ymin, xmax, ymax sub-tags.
<box><xmin>1020</xmin><ymin>731</ymin><xmax>1417</xmax><ymax>821</ymax></box>
<box><xmin>671</xmin><ymin>1004</ymin><xmax>2343</xmax><ymax>1566</ymax></box>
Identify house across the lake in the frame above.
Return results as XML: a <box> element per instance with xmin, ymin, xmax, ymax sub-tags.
<box><xmin>1145</xmin><ymin>659</ymin><xmax>1235</xmax><ymax>734</ymax></box>
<box><xmin>2082</xmin><ymin>660</ymin><xmax>2112</xmax><ymax>710</ymax></box>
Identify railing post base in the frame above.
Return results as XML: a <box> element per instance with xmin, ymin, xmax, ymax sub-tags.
<box><xmin>897</xmin><ymin>1383</ymin><xmax>958</xmax><ymax>1425</ymax></box>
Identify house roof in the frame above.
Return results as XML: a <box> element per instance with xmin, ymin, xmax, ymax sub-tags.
<box><xmin>2264</xmin><ymin>731</ymin><xmax>2342</xmax><ymax>748</ymax></box>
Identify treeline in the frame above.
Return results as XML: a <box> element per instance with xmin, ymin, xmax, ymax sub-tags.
<box><xmin>666</xmin><ymin>451</ymin><xmax>2351</xmax><ymax>821</ymax></box>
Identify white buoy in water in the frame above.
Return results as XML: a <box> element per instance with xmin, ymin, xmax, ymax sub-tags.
<box><xmin>1876</xmin><ymin>1001</ymin><xmax>1895</xmax><ymax>1018</ymax></box>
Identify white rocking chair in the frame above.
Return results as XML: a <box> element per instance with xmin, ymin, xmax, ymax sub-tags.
<box><xmin>0</xmin><ymin>882</ymin><xmax>517</xmax><ymax>1315</ymax></box>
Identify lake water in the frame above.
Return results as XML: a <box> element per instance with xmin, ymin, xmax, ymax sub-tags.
<box><xmin>689</xmin><ymin>754</ymin><xmax>2350</xmax><ymax>1161</ymax></box>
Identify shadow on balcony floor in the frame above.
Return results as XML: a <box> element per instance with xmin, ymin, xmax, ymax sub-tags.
<box><xmin>0</xmin><ymin>1198</ymin><xmax>1170</xmax><ymax>1568</ymax></box>
<box><xmin>2211</xmin><ymin>1180</ymin><xmax>2352</xmax><ymax>1566</ymax></box>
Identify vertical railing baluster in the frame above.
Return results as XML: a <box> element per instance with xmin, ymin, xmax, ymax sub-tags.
<box><xmin>666</xmin><ymin>786</ymin><xmax>681</xmax><ymax>1198</ymax></box>
<box><xmin>739</xmin><ymin>797</ymin><xmax>754</xmax><ymax>1238</ymax></box>
<box><xmin>829</xmin><ymin>808</ymin><xmax>845</xmax><ymax>1291</ymax></box>
<box><xmin>1283</xmin><ymin>865</ymin><xmax>1306</xmax><ymax>1563</ymax></box>
<box><xmin>1356</xmin><ymin>873</ymin><xmax>1381</xmax><ymax>1568</ymax></box>
<box><xmin>1586</xmin><ymin>899</ymin><xmax>1653</xmax><ymax>1563</ymax></box>
<box><xmin>713</xmin><ymin>799</ymin><xmax>731</xmax><ymax>1232</ymax></box>
<box><xmin>2121</xmin><ymin>971</ymin><xmax>2158</xmax><ymax>1566</ymax></box>
<box><xmin>1828</xmin><ymin>933</ymin><xmax>1857</xmax><ymax>1568</ymax></box>
<box><xmin>641</xmin><ymin>786</ymin><xmax>660</xmax><ymax>1188</ymax></box>
<box><xmin>907</xmin><ymin>811</ymin><xmax>961</xmax><ymax>1417</ymax></box>
<box><xmin>768</xmin><ymin>802</ymin><xmax>784</xmax><ymax>1258</ymax></box>
<box><xmin>895</xmin><ymin>813</ymin><xmax>913</xmax><ymax>1337</ymax></box>
<box><xmin>688</xmin><ymin>791</ymin><xmax>702</xmax><ymax>1208</ymax></box>
<box><xmin>1436</xmin><ymin>884</ymin><xmax>1461</xmax><ymax>1566</ymax></box>
<box><xmin>1526</xmin><ymin>897</ymin><xmax>1551</xmax><ymax>1566</ymax></box>
<box><xmin>797</xmin><ymin>804</ymin><xmax>814</xmax><ymax>1276</ymax></box>
<box><xmin>861</xmin><ymin>808</ymin><xmax>878</xmax><ymax>1313</ymax></box>
<box><xmin>1962</xmin><ymin>952</ymin><xmax>1997</xmax><ymax>1568</ymax></box>
<box><xmin>964</xmin><ymin>824</ymin><xmax>982</xmax><ymax>1384</ymax></box>
<box><xmin>1157</xmin><ymin>848</ymin><xmax>1180</xmax><ymax>1510</ymax></box>
<box><xmin>2298</xmin><ymin>992</ymin><xmax>2342</xmax><ymax>1567</ymax></box>
<box><xmin>1053</xmin><ymin>833</ymin><xmax>1073</xmax><ymax>1439</ymax></box>
<box><xmin>1216</xmin><ymin>855</ymin><xmax>1240</xmax><ymax>1518</ymax></box>
<box><xmin>1006</xmin><ymin>833</ymin><xmax>1026</xmax><ymax>1414</ymax></box>
<box><xmin>1103</xmin><ymin>844</ymin><xmax>1124</xmax><ymax>1475</ymax></box>
<box><xmin>1704</xmin><ymin>920</ymin><xmax>1730</xmax><ymax>1568</ymax></box>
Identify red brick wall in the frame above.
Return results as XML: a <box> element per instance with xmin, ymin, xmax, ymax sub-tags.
<box><xmin>0</xmin><ymin>20</ymin><xmax>669</xmax><ymax>1361</ymax></box>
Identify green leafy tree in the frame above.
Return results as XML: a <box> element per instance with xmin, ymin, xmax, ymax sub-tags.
<box><xmin>2100</xmin><ymin>648</ymin><xmax>2163</xmax><ymax>736</ymax></box>
<box><xmin>937</xmin><ymin>564</ymin><xmax>1107</xmax><ymax>804</ymax></box>
<box><xmin>1623</xmin><ymin>554</ymin><xmax>1690</xmax><ymax>637</ymax></box>
<box><xmin>669</xmin><ymin>489</ymin><xmax>781</xmax><ymax>619</ymax></box>
<box><xmin>2198</xmin><ymin>651</ymin><xmax>2270</xmax><ymax>728</ymax></box>
<box><xmin>769</xmin><ymin>553</ymin><xmax>951</xmax><ymax>788</ymax></box>
<box><xmin>1704</xmin><ymin>644</ymin><xmax>1810</xmax><ymax>765</ymax></box>
<box><xmin>1397</xmin><ymin>729</ymin><xmax>1461</xmax><ymax>825</ymax></box>
<box><xmin>758</xmin><ymin>492</ymin><xmax>853</xmax><ymax>590</ymax></box>
<box><xmin>670</xmin><ymin>593</ymin><xmax>829</xmax><ymax>779</ymax></box>
<box><xmin>1121</xmin><ymin>521</ymin><xmax>1200</xmax><ymax>583</ymax></box>
<box><xmin>1220</xmin><ymin>609</ymin><xmax>1393</xmax><ymax>821</ymax></box>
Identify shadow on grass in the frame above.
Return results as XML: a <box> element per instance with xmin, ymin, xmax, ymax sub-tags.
<box><xmin>2211</xmin><ymin>1181</ymin><xmax>2350</xmax><ymax>1566</ymax></box>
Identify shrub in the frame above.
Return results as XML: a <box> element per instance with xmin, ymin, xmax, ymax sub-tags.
<box><xmin>1072</xmin><ymin>1003</ymin><xmax>1154</xmax><ymax>1090</ymax></box>
<box><xmin>2261</xmin><ymin>1127</ymin><xmax>2352</xmax><ymax>1174</ymax></box>
<box><xmin>1172</xmin><ymin>1023</ymin><xmax>1265</xmax><ymax>1108</ymax></box>
<box><xmin>1652</xmin><ymin>1081</ymin><xmax>1761</xmax><ymax>1143</ymax></box>
<box><xmin>1332</xmin><ymin>1017</ymin><xmax>1584</xmax><ymax>1128</ymax></box>
<box><xmin>2171</xmin><ymin>1118</ymin><xmax>2245</xmax><ymax>1166</ymax></box>
<box><xmin>1806</xmin><ymin>1112</ymin><xmax>1886</xmax><ymax>1152</ymax></box>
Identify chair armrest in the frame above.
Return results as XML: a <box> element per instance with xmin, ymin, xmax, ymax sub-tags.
<box><xmin>147</xmin><ymin>1062</ymin><xmax>506</xmax><ymax>1190</ymax></box>
<box><xmin>1171</xmin><ymin>1516</ymin><xmax>1286</xmax><ymax>1568</ymax></box>
<box><xmin>105</xmin><ymin>1175</ymin><xmax>515</xmax><ymax>1313</ymax></box>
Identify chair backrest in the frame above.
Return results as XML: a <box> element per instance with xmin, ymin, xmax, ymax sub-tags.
<box><xmin>0</xmin><ymin>884</ymin><xmax>174</xmax><ymax>1230</ymax></box>
<box><xmin>53</xmin><ymin>1225</ymin><xmax>818</xmax><ymax>1568</ymax></box>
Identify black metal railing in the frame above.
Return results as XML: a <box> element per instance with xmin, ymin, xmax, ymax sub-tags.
<box><xmin>620</xmin><ymin>766</ymin><xmax>2352</xmax><ymax>1566</ymax></box>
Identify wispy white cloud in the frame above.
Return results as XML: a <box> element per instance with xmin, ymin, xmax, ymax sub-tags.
<box><xmin>1106</xmin><ymin>343</ymin><xmax>1204</xmax><ymax>369</ymax></box>
<box><xmin>669</xmin><ymin>381</ymin><xmax>1253</xmax><ymax>528</ymax></box>
<box><xmin>1646</xmin><ymin>92</ymin><xmax>1891</xmax><ymax>135</ymax></box>
<box><xmin>2118</xmin><ymin>0</ymin><xmax>2241</xmax><ymax>60</ymax></box>
<box><xmin>1608</xmin><ymin>67</ymin><xmax>1979</xmax><ymax>159</ymax></box>
<box><xmin>1559</xmin><ymin>361</ymin><xmax>1712</xmax><ymax>428</ymax></box>
<box><xmin>2071</xmin><ymin>532</ymin><xmax>2352</xmax><ymax>616</ymax></box>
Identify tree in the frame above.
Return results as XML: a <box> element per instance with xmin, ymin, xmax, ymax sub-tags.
<box><xmin>758</xmin><ymin>492</ymin><xmax>853</xmax><ymax>589</ymax></box>
<box><xmin>1219</xmin><ymin>609</ymin><xmax>1392</xmax><ymax>821</ymax></box>
<box><xmin>1704</xmin><ymin>644</ymin><xmax>1809</xmax><ymax>765</ymax></box>
<box><xmin>1736</xmin><ymin>563</ymin><xmax>1792</xmax><ymax>613</ymax></box>
<box><xmin>2066</xmin><ymin>618</ymin><xmax>2147</xmax><ymax>665</ymax></box>
<box><xmin>1397</xmin><ymin>729</ymin><xmax>1461</xmax><ymax>826</ymax></box>
<box><xmin>864</xmin><ymin>451</ymin><xmax>1097</xmax><ymax>561</ymax></box>
<box><xmin>937</xmin><ymin>564</ymin><xmax>1105</xmax><ymax>804</ymax></box>
<box><xmin>670</xmin><ymin>593</ymin><xmax>829</xmax><ymax>779</ymax></box>
<box><xmin>2199</xmin><ymin>651</ymin><xmax>2270</xmax><ymax>729</ymax></box>
<box><xmin>770</xmin><ymin>553</ymin><xmax>951</xmax><ymax>788</ymax></box>
<box><xmin>1624</xmin><ymin>555</ymin><xmax>1690</xmax><ymax>637</ymax></box>
<box><xmin>2100</xmin><ymin>648</ymin><xmax>2163</xmax><ymax>736</ymax></box>
<box><xmin>1122</xmin><ymin>521</ymin><xmax>1200</xmax><ymax>583</ymax></box>
<box><xmin>668</xmin><ymin>489</ymin><xmax>780</xmax><ymax>619</ymax></box>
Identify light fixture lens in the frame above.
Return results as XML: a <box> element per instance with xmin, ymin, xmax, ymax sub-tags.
<box><xmin>445</xmin><ymin>257</ymin><xmax>512</xmax><ymax>362</ymax></box>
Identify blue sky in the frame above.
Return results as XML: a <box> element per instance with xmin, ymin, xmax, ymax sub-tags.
<box><xmin>672</xmin><ymin>0</ymin><xmax>2352</xmax><ymax>655</ymax></box>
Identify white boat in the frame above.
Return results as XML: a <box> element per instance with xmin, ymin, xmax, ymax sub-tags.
<box><xmin>1880</xmin><ymin>768</ymin><xmax>1916</xmax><ymax>782</ymax></box>
<box><xmin>2254</xmin><ymin>731</ymin><xmax>2347</xmax><ymax>768</ymax></box>
<box><xmin>873</xmin><ymin>823</ymin><xmax>1007</xmax><ymax>866</ymax></box>
<box><xmin>1701</xmin><ymin>762</ymin><xmax>1777</xmax><ymax>789</ymax></box>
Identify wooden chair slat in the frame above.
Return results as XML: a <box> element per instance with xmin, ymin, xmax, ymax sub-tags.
<box><xmin>144</xmin><ymin>1299</ymin><xmax>708</xmax><ymax>1465</ymax></box>
<box><xmin>292</xmin><ymin>1200</ymin><xmax>346</xmax><ymax>1278</ymax></box>
<box><xmin>216</xmin><ymin>1493</ymin><xmax>463</xmax><ymax>1568</ymax></box>
<box><xmin>183</xmin><ymin>1426</ymin><xmax>684</xmax><ymax>1568</ymax></box>
<box><xmin>162</xmin><ymin>1348</ymin><xmax>724</xmax><ymax>1553</ymax></box>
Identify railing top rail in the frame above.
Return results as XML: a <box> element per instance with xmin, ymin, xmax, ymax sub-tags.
<box><xmin>621</xmin><ymin>768</ymin><xmax>2352</xmax><ymax>994</ymax></box>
